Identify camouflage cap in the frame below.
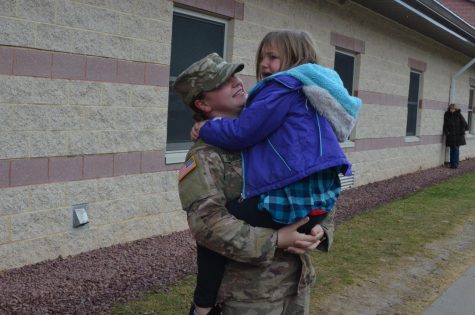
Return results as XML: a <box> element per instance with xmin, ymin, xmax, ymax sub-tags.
<box><xmin>173</xmin><ymin>53</ymin><xmax>244</xmax><ymax>106</ymax></box>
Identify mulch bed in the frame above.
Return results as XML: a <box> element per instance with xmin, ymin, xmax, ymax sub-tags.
<box><xmin>1</xmin><ymin>159</ymin><xmax>475</xmax><ymax>315</ymax></box>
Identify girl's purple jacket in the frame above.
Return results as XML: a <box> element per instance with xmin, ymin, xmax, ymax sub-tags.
<box><xmin>199</xmin><ymin>74</ymin><xmax>352</xmax><ymax>199</ymax></box>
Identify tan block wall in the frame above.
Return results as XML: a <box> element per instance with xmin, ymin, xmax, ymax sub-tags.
<box><xmin>0</xmin><ymin>0</ymin><xmax>182</xmax><ymax>270</ymax></box>
<box><xmin>347</xmin><ymin>143</ymin><xmax>446</xmax><ymax>186</ymax></box>
<box><xmin>355</xmin><ymin>104</ymin><xmax>407</xmax><ymax>139</ymax></box>
<box><xmin>1</xmin><ymin>0</ymin><xmax>475</xmax><ymax>270</ymax></box>
<box><xmin>420</xmin><ymin>109</ymin><xmax>446</xmax><ymax>136</ymax></box>
<box><xmin>0</xmin><ymin>76</ymin><xmax>169</xmax><ymax>159</ymax></box>
<box><xmin>0</xmin><ymin>171</ymin><xmax>187</xmax><ymax>270</ymax></box>
<box><xmin>235</xmin><ymin>0</ymin><xmax>475</xmax><ymax>185</ymax></box>
<box><xmin>0</xmin><ymin>0</ymin><xmax>172</xmax><ymax>63</ymax></box>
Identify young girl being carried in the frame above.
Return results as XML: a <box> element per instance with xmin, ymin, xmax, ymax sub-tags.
<box><xmin>190</xmin><ymin>29</ymin><xmax>362</xmax><ymax>315</ymax></box>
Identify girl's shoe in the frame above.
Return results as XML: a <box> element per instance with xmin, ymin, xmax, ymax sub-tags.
<box><xmin>189</xmin><ymin>303</ymin><xmax>222</xmax><ymax>315</ymax></box>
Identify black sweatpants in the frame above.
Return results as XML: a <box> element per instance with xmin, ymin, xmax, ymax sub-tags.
<box><xmin>194</xmin><ymin>196</ymin><xmax>326</xmax><ymax>307</ymax></box>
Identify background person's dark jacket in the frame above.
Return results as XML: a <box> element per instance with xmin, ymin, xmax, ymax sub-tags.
<box><xmin>443</xmin><ymin>109</ymin><xmax>468</xmax><ymax>147</ymax></box>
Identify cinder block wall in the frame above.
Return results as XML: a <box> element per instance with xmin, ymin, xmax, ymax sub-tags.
<box><xmin>0</xmin><ymin>0</ymin><xmax>474</xmax><ymax>270</ymax></box>
<box><xmin>0</xmin><ymin>0</ymin><xmax>187</xmax><ymax>270</ymax></box>
<box><xmin>233</xmin><ymin>0</ymin><xmax>475</xmax><ymax>186</ymax></box>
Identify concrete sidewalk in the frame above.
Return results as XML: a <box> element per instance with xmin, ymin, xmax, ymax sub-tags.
<box><xmin>422</xmin><ymin>262</ymin><xmax>475</xmax><ymax>315</ymax></box>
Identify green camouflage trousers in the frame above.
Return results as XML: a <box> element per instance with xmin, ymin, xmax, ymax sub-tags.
<box><xmin>221</xmin><ymin>289</ymin><xmax>310</xmax><ymax>315</ymax></box>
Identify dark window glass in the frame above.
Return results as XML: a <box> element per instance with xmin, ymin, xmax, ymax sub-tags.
<box><xmin>166</xmin><ymin>12</ymin><xmax>225</xmax><ymax>150</ymax></box>
<box><xmin>334</xmin><ymin>51</ymin><xmax>355</xmax><ymax>95</ymax></box>
<box><xmin>406</xmin><ymin>72</ymin><xmax>420</xmax><ymax>136</ymax></box>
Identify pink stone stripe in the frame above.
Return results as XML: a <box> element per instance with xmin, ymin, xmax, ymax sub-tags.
<box><xmin>0</xmin><ymin>160</ymin><xmax>10</xmax><ymax>188</ymax></box>
<box><xmin>117</xmin><ymin>60</ymin><xmax>146</xmax><ymax>85</ymax></box>
<box><xmin>216</xmin><ymin>0</ymin><xmax>236</xmax><ymax>17</ymax></box>
<box><xmin>86</xmin><ymin>56</ymin><xmax>117</xmax><ymax>82</ymax></box>
<box><xmin>141</xmin><ymin>151</ymin><xmax>179</xmax><ymax>173</ymax></box>
<box><xmin>235</xmin><ymin>1</ymin><xmax>244</xmax><ymax>20</ymax></box>
<box><xmin>0</xmin><ymin>151</ymin><xmax>181</xmax><ymax>189</ymax></box>
<box><xmin>49</xmin><ymin>156</ymin><xmax>83</xmax><ymax>182</ymax></box>
<box><xmin>421</xmin><ymin>135</ymin><xmax>444</xmax><ymax>145</ymax></box>
<box><xmin>350</xmin><ymin>135</ymin><xmax>444</xmax><ymax>152</ymax></box>
<box><xmin>173</xmin><ymin>0</ymin><xmax>242</xmax><ymax>19</ymax></box>
<box><xmin>83</xmin><ymin>154</ymin><xmax>114</xmax><ymax>179</ymax></box>
<box><xmin>330</xmin><ymin>31</ymin><xmax>365</xmax><ymax>54</ymax></box>
<box><xmin>145</xmin><ymin>63</ymin><xmax>169</xmax><ymax>86</ymax></box>
<box><xmin>14</xmin><ymin>48</ymin><xmax>52</xmax><ymax>78</ymax></box>
<box><xmin>0</xmin><ymin>45</ymin><xmax>169</xmax><ymax>87</ymax></box>
<box><xmin>0</xmin><ymin>46</ymin><xmax>14</xmax><ymax>75</ymax></box>
<box><xmin>52</xmin><ymin>53</ymin><xmax>86</xmax><ymax>80</ymax></box>
<box><xmin>358</xmin><ymin>91</ymin><xmax>452</xmax><ymax>111</ymax></box>
<box><xmin>408</xmin><ymin>58</ymin><xmax>427</xmax><ymax>72</ymax></box>
<box><xmin>0</xmin><ymin>133</ymin><xmax>449</xmax><ymax>189</ymax></box>
<box><xmin>356</xmin><ymin>90</ymin><xmax>407</xmax><ymax>107</ymax></box>
<box><xmin>353</xmin><ymin>137</ymin><xmax>402</xmax><ymax>152</ymax></box>
<box><xmin>421</xmin><ymin>99</ymin><xmax>448</xmax><ymax>110</ymax></box>
<box><xmin>11</xmin><ymin>158</ymin><xmax>49</xmax><ymax>186</ymax></box>
<box><xmin>114</xmin><ymin>152</ymin><xmax>141</xmax><ymax>176</ymax></box>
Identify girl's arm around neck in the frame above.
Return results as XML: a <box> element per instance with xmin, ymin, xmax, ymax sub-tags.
<box><xmin>199</xmin><ymin>82</ymin><xmax>295</xmax><ymax>150</ymax></box>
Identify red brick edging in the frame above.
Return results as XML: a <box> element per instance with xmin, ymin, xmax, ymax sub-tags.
<box><xmin>408</xmin><ymin>57</ymin><xmax>427</xmax><ymax>72</ymax></box>
<box><xmin>0</xmin><ymin>151</ymin><xmax>180</xmax><ymax>189</ymax></box>
<box><xmin>330</xmin><ymin>32</ymin><xmax>365</xmax><ymax>54</ymax></box>
<box><xmin>356</xmin><ymin>90</ymin><xmax>466</xmax><ymax>111</ymax></box>
<box><xmin>2</xmin><ymin>134</ymin><xmax>473</xmax><ymax>189</ymax></box>
<box><xmin>1</xmin><ymin>132</ymin><xmax>463</xmax><ymax>189</ymax></box>
<box><xmin>173</xmin><ymin>0</ymin><xmax>244</xmax><ymax>20</ymax></box>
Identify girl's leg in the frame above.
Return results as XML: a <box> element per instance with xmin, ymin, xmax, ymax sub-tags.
<box><xmin>192</xmin><ymin>197</ymin><xmax>281</xmax><ymax>313</ymax></box>
<box><xmin>194</xmin><ymin>244</ymin><xmax>226</xmax><ymax>309</ymax></box>
<box><xmin>226</xmin><ymin>196</ymin><xmax>284</xmax><ymax>229</ymax></box>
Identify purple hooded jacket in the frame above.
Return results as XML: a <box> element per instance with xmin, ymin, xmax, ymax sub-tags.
<box><xmin>199</xmin><ymin>74</ymin><xmax>353</xmax><ymax>199</ymax></box>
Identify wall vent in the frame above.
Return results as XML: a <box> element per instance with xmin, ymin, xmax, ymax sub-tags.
<box><xmin>339</xmin><ymin>172</ymin><xmax>355</xmax><ymax>191</ymax></box>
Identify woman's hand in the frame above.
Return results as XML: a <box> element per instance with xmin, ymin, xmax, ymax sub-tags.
<box><xmin>276</xmin><ymin>217</ymin><xmax>318</xmax><ymax>251</ymax></box>
<box><xmin>284</xmin><ymin>223</ymin><xmax>326</xmax><ymax>255</ymax></box>
<box><xmin>190</xmin><ymin>120</ymin><xmax>208</xmax><ymax>141</ymax></box>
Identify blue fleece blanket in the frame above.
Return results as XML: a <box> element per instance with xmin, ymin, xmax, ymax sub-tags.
<box><xmin>249</xmin><ymin>63</ymin><xmax>362</xmax><ymax>119</ymax></box>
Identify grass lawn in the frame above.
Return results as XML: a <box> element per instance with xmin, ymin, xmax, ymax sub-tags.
<box><xmin>106</xmin><ymin>171</ymin><xmax>475</xmax><ymax>315</ymax></box>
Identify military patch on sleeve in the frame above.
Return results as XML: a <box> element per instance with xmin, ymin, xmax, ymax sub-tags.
<box><xmin>178</xmin><ymin>155</ymin><xmax>197</xmax><ymax>181</ymax></box>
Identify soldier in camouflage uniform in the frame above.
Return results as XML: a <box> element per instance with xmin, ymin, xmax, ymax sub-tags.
<box><xmin>174</xmin><ymin>53</ymin><xmax>335</xmax><ymax>315</ymax></box>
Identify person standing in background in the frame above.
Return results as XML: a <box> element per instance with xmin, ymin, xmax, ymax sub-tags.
<box><xmin>443</xmin><ymin>103</ymin><xmax>469</xmax><ymax>169</ymax></box>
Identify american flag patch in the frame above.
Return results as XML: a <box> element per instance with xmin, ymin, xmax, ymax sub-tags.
<box><xmin>178</xmin><ymin>156</ymin><xmax>197</xmax><ymax>181</ymax></box>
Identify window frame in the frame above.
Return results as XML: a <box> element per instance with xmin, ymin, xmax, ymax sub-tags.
<box><xmin>468</xmin><ymin>87</ymin><xmax>474</xmax><ymax>135</ymax></box>
<box><xmin>405</xmin><ymin>70</ymin><xmax>423</xmax><ymax>139</ymax></box>
<box><xmin>333</xmin><ymin>48</ymin><xmax>359</xmax><ymax>146</ymax></box>
<box><xmin>165</xmin><ymin>8</ymin><xmax>229</xmax><ymax>164</ymax></box>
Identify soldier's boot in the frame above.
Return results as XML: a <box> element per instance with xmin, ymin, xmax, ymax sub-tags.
<box><xmin>188</xmin><ymin>303</ymin><xmax>222</xmax><ymax>315</ymax></box>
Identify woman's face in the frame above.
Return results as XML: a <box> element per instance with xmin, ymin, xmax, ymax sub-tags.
<box><xmin>202</xmin><ymin>75</ymin><xmax>247</xmax><ymax>117</ymax></box>
<box><xmin>259</xmin><ymin>43</ymin><xmax>282</xmax><ymax>78</ymax></box>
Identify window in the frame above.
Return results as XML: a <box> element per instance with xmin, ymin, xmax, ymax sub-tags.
<box><xmin>334</xmin><ymin>50</ymin><xmax>358</xmax><ymax>142</ymax></box>
<box><xmin>334</xmin><ymin>51</ymin><xmax>355</xmax><ymax>95</ymax></box>
<box><xmin>166</xmin><ymin>9</ymin><xmax>227</xmax><ymax>154</ymax></box>
<box><xmin>406</xmin><ymin>71</ymin><xmax>422</xmax><ymax>137</ymax></box>
<box><xmin>469</xmin><ymin>88</ymin><xmax>474</xmax><ymax>134</ymax></box>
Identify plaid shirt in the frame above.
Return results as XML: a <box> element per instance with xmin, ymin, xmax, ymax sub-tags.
<box><xmin>258</xmin><ymin>167</ymin><xmax>341</xmax><ymax>224</ymax></box>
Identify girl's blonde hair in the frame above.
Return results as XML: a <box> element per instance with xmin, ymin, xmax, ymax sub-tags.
<box><xmin>255</xmin><ymin>29</ymin><xmax>319</xmax><ymax>80</ymax></box>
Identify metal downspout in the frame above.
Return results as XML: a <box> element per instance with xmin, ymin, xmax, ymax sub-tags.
<box><xmin>449</xmin><ymin>58</ymin><xmax>475</xmax><ymax>104</ymax></box>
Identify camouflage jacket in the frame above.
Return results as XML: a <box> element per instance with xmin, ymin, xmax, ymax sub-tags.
<box><xmin>178</xmin><ymin>139</ymin><xmax>335</xmax><ymax>302</ymax></box>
